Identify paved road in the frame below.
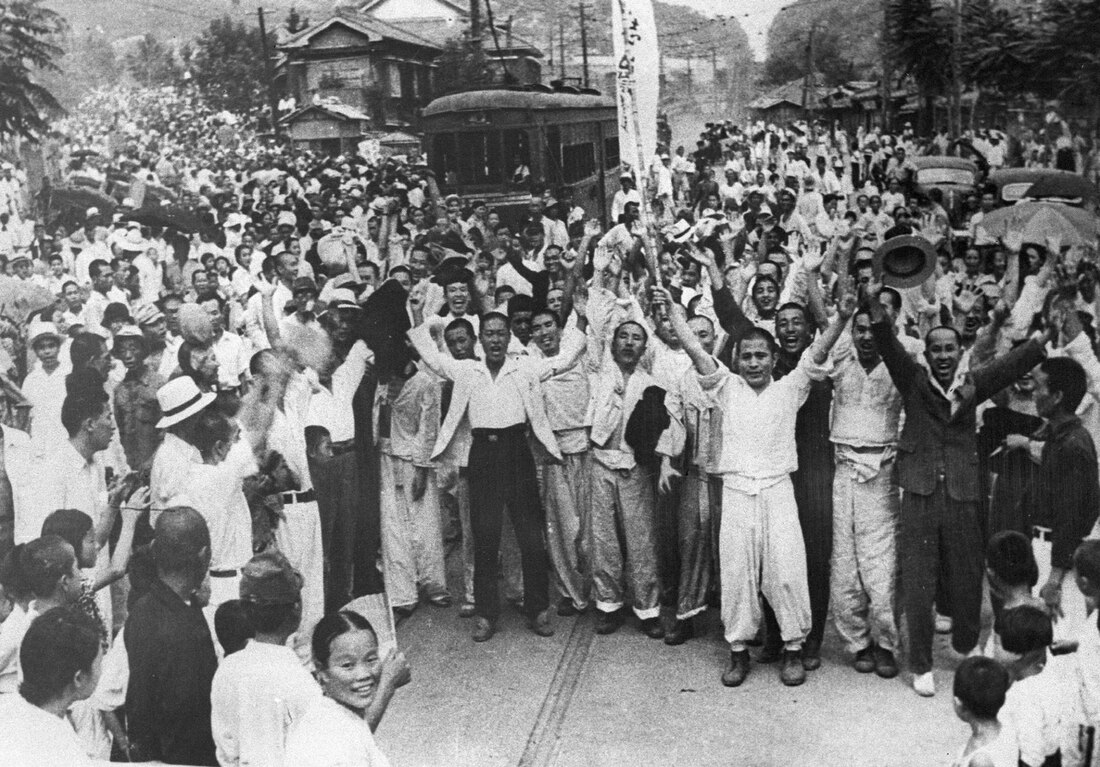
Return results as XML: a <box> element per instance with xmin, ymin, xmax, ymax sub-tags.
<box><xmin>374</xmin><ymin>569</ymin><xmax>971</xmax><ymax>766</ymax></box>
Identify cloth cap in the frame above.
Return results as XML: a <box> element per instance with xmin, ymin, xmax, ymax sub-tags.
<box><xmin>240</xmin><ymin>551</ymin><xmax>302</xmax><ymax>605</ymax></box>
<box><xmin>276</xmin><ymin>211</ymin><xmax>297</xmax><ymax>229</ymax></box>
<box><xmin>292</xmin><ymin>276</ymin><xmax>318</xmax><ymax>295</ymax></box>
<box><xmin>28</xmin><ymin>319</ymin><xmax>61</xmax><ymax>346</ymax></box>
<box><xmin>132</xmin><ymin>303</ymin><xmax>164</xmax><ymax>326</ymax></box>
<box><xmin>155</xmin><ymin>377</ymin><xmax>216</xmax><ymax>428</ymax></box>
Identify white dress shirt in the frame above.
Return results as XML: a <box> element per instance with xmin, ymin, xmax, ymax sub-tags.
<box><xmin>0</xmin><ymin>690</ymin><xmax>94</xmax><ymax>766</ymax></box>
<box><xmin>284</xmin><ymin>695</ymin><xmax>391</xmax><ymax>767</ymax></box>
<box><xmin>175</xmin><ymin>438</ymin><xmax>257</xmax><ymax>572</ymax></box>
<box><xmin>22</xmin><ymin>363</ymin><xmax>70</xmax><ymax>453</ymax></box>
<box><xmin>211</xmin><ymin>640</ymin><xmax>322</xmax><ymax>767</ymax></box>
<box><xmin>0</xmin><ymin>603</ymin><xmax>35</xmax><ymax>693</ymax></box>
<box><xmin>306</xmin><ymin>340</ymin><xmax>372</xmax><ymax>443</ymax></box>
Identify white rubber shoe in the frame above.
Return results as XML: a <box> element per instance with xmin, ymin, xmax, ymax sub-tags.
<box><xmin>913</xmin><ymin>671</ymin><xmax>936</xmax><ymax>697</ymax></box>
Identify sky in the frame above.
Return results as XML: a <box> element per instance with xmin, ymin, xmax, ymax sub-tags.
<box><xmin>667</xmin><ymin>0</ymin><xmax>790</xmax><ymax>61</ymax></box>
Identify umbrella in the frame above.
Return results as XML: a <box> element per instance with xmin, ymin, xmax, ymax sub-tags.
<box><xmin>977</xmin><ymin>202</ymin><xmax>1099</xmax><ymax>247</ymax></box>
<box><xmin>46</xmin><ymin>186</ymin><xmax>116</xmax><ymax>230</ymax></box>
<box><xmin>123</xmin><ymin>205</ymin><xmax>203</xmax><ymax>234</ymax></box>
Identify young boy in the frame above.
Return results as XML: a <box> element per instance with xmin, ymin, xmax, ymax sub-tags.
<box><xmin>1068</xmin><ymin>540</ymin><xmax>1100</xmax><ymax>767</ymax></box>
<box><xmin>996</xmin><ymin>605</ymin><xmax>1062</xmax><ymax>767</ymax></box>
<box><xmin>951</xmin><ymin>656</ymin><xmax>1019</xmax><ymax>767</ymax></box>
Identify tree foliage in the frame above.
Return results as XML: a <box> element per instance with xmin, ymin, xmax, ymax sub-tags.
<box><xmin>184</xmin><ymin>15</ymin><xmax>270</xmax><ymax>113</ymax></box>
<box><xmin>126</xmin><ymin>34</ymin><xmax>179</xmax><ymax>88</ymax></box>
<box><xmin>434</xmin><ymin>39</ymin><xmax>495</xmax><ymax>96</ymax></box>
<box><xmin>0</xmin><ymin>0</ymin><xmax>66</xmax><ymax>139</ymax></box>
<box><xmin>762</xmin><ymin>27</ymin><xmax>856</xmax><ymax>88</ymax></box>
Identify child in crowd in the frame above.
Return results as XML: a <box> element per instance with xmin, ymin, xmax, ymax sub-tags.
<box><xmin>996</xmin><ymin>605</ymin><xmax>1062</xmax><ymax>767</ymax></box>
<box><xmin>1067</xmin><ymin>540</ymin><xmax>1100</xmax><ymax>767</ymax></box>
<box><xmin>984</xmin><ymin>530</ymin><xmax>1043</xmax><ymax>657</ymax></box>
<box><xmin>951</xmin><ymin>656</ymin><xmax>1019</xmax><ymax>767</ymax></box>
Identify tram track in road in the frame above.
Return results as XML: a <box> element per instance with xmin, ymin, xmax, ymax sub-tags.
<box><xmin>517</xmin><ymin>614</ymin><xmax>597</xmax><ymax>767</ymax></box>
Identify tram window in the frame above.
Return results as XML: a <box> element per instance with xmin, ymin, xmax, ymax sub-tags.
<box><xmin>562</xmin><ymin>143</ymin><xmax>596</xmax><ymax>183</ymax></box>
<box><xmin>433</xmin><ymin>134</ymin><xmax>459</xmax><ymax>186</ymax></box>
<box><xmin>502</xmin><ymin>130</ymin><xmax>531</xmax><ymax>183</ymax></box>
<box><xmin>454</xmin><ymin>132</ymin><xmax>501</xmax><ymax>185</ymax></box>
<box><xmin>604</xmin><ymin>137</ymin><xmax>620</xmax><ymax>170</ymax></box>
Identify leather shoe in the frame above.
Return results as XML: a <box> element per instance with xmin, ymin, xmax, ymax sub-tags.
<box><xmin>527</xmin><ymin>609</ymin><xmax>555</xmax><ymax>637</ymax></box>
<box><xmin>874</xmin><ymin>646</ymin><xmax>899</xmax><ymax>679</ymax></box>
<box><xmin>595</xmin><ymin>609</ymin><xmax>624</xmax><ymax>635</ymax></box>
<box><xmin>472</xmin><ymin>617</ymin><xmax>496</xmax><ymax>643</ymax></box>
<box><xmin>428</xmin><ymin>594</ymin><xmax>452</xmax><ymax>608</ymax></box>
<box><xmin>721</xmin><ymin>650</ymin><xmax>751</xmax><ymax>687</ymax></box>
<box><xmin>780</xmin><ymin>650</ymin><xmax>807</xmax><ymax>686</ymax></box>
<box><xmin>640</xmin><ymin>617</ymin><xmax>664</xmax><ymax>639</ymax></box>
<box><xmin>458</xmin><ymin>602</ymin><xmax>476</xmax><ymax>618</ymax></box>
<box><xmin>556</xmin><ymin>598</ymin><xmax>580</xmax><ymax>617</ymax></box>
<box><xmin>663</xmin><ymin>619</ymin><xmax>695</xmax><ymax>646</ymax></box>
<box><xmin>853</xmin><ymin>645</ymin><xmax>876</xmax><ymax>673</ymax></box>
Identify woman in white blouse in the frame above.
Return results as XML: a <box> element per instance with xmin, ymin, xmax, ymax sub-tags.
<box><xmin>285</xmin><ymin>610</ymin><xmax>410</xmax><ymax>767</ymax></box>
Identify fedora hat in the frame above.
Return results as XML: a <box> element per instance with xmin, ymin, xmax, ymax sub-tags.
<box><xmin>155</xmin><ymin>377</ymin><xmax>216</xmax><ymax>429</ymax></box>
<box><xmin>873</xmin><ymin>234</ymin><xmax>937</xmax><ymax>289</ymax></box>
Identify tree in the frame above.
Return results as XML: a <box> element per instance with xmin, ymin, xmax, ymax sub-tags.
<box><xmin>186</xmin><ymin>15</ymin><xmax>270</xmax><ymax>113</ymax></box>
<box><xmin>1023</xmin><ymin>0</ymin><xmax>1100</xmax><ymax>125</ymax></box>
<box><xmin>761</xmin><ymin>26</ymin><xmax>855</xmax><ymax>88</ymax></box>
<box><xmin>434</xmin><ymin>38</ymin><xmax>494</xmax><ymax>96</ymax></box>
<box><xmin>0</xmin><ymin>0</ymin><xmax>66</xmax><ymax>139</ymax></box>
<box><xmin>886</xmin><ymin>0</ymin><xmax>953</xmax><ymax>131</ymax></box>
<box><xmin>126</xmin><ymin>34</ymin><xmax>180</xmax><ymax>88</ymax></box>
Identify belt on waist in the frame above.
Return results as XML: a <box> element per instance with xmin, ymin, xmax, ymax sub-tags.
<box><xmin>472</xmin><ymin>424</ymin><xmax>527</xmax><ymax>442</ymax></box>
<box><xmin>209</xmin><ymin>569</ymin><xmax>238</xmax><ymax>578</ymax></box>
<box><xmin>330</xmin><ymin>439</ymin><xmax>356</xmax><ymax>456</ymax></box>
<box><xmin>1032</xmin><ymin>525</ymin><xmax>1052</xmax><ymax>542</ymax></box>
<box><xmin>281</xmin><ymin>488</ymin><xmax>316</xmax><ymax>504</ymax></box>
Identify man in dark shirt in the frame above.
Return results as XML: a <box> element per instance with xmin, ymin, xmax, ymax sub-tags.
<box><xmin>1030</xmin><ymin>356</ymin><xmax>1099</xmax><ymax>630</ymax></box>
<box><xmin>125</xmin><ymin>506</ymin><xmax>218</xmax><ymax>765</ymax></box>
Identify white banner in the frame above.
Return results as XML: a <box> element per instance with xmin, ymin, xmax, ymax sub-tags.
<box><xmin>611</xmin><ymin>0</ymin><xmax>659</xmax><ymax>187</ymax></box>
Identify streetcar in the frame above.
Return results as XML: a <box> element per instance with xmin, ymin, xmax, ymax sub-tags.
<box><xmin>420</xmin><ymin>86</ymin><xmax>621</xmax><ymax>227</ymax></box>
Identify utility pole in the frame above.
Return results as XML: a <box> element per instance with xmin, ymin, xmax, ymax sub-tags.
<box><xmin>686</xmin><ymin>53</ymin><xmax>692</xmax><ymax>94</ymax></box>
<box><xmin>952</xmin><ymin>0</ymin><xmax>963</xmax><ymax>137</ymax></box>
<box><xmin>469</xmin><ymin>0</ymin><xmax>481</xmax><ymax>51</ymax></box>
<box><xmin>880</xmin><ymin>0</ymin><xmax>892</xmax><ymax>131</ymax></box>
<box><xmin>558</xmin><ymin>18</ymin><xmax>566</xmax><ymax>79</ymax></box>
<box><xmin>548</xmin><ymin>27</ymin><xmax>554</xmax><ymax>71</ymax></box>
<box><xmin>578</xmin><ymin>3</ymin><xmax>590</xmax><ymax>88</ymax></box>
<box><xmin>256</xmin><ymin>7</ymin><xmax>281</xmax><ymax>138</ymax></box>
<box><xmin>505</xmin><ymin>15</ymin><xmax>513</xmax><ymax>47</ymax></box>
<box><xmin>802</xmin><ymin>24</ymin><xmax>816</xmax><ymax>116</ymax></box>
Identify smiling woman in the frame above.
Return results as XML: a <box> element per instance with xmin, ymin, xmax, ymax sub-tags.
<box><xmin>284</xmin><ymin>610</ymin><xmax>409</xmax><ymax>767</ymax></box>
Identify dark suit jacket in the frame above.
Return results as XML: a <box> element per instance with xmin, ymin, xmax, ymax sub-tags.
<box><xmin>872</xmin><ymin>320</ymin><xmax>1045</xmax><ymax>501</ymax></box>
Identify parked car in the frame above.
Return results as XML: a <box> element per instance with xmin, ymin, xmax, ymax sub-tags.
<box><xmin>910</xmin><ymin>156</ymin><xmax>981</xmax><ymax>227</ymax></box>
<box><xmin>987</xmin><ymin>167</ymin><xmax>1099</xmax><ymax>211</ymax></box>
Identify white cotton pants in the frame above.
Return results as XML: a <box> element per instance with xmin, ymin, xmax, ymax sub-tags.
<box><xmin>830</xmin><ymin>459</ymin><xmax>900</xmax><ymax>654</ymax></box>
<box><xmin>721</xmin><ymin>476</ymin><xmax>811</xmax><ymax>652</ymax></box>
<box><xmin>438</xmin><ymin>463</ymin><xmax>474</xmax><ymax>604</ymax></box>
<box><xmin>379</xmin><ymin>454</ymin><xmax>448</xmax><ymax>609</ymax></box>
<box><xmin>1033</xmin><ymin>536</ymin><xmax>1089</xmax><ymax>644</ymax></box>
<box><xmin>274</xmin><ymin>499</ymin><xmax>326</xmax><ymax>637</ymax></box>
<box><xmin>538</xmin><ymin>453</ymin><xmax>591</xmax><ymax>611</ymax></box>
<box><xmin>589</xmin><ymin>461</ymin><xmax>660</xmax><ymax>620</ymax></box>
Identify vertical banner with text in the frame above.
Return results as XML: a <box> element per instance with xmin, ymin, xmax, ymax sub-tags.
<box><xmin>611</xmin><ymin>0</ymin><xmax>659</xmax><ymax>188</ymax></box>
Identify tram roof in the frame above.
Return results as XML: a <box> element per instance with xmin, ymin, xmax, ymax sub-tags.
<box><xmin>423</xmin><ymin>90</ymin><xmax>615</xmax><ymax>117</ymax></box>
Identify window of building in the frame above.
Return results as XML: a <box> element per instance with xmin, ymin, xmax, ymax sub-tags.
<box><xmin>604</xmin><ymin>136</ymin><xmax>620</xmax><ymax>170</ymax></box>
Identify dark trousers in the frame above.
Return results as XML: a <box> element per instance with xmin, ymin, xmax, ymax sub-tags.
<box><xmin>468</xmin><ymin>425</ymin><xmax>550</xmax><ymax>622</ymax></box>
<box><xmin>901</xmin><ymin>482</ymin><xmax>984</xmax><ymax>674</ymax></box>
<box><xmin>764</xmin><ymin>463</ymin><xmax>833</xmax><ymax>650</ymax></box>
<box><xmin>655</xmin><ymin>472</ymin><xmax>681</xmax><ymax>613</ymax></box>
<box><xmin>314</xmin><ymin>447</ymin><xmax>363</xmax><ymax>613</ymax></box>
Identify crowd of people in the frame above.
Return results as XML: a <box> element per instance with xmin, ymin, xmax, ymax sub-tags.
<box><xmin>0</xmin><ymin>83</ymin><xmax>1097</xmax><ymax>766</ymax></box>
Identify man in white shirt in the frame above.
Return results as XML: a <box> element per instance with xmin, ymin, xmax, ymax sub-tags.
<box><xmin>408</xmin><ymin>310</ymin><xmax>586</xmax><ymax>642</ymax></box>
<box><xmin>827</xmin><ymin>307</ymin><xmax>905</xmax><ymax>679</ymax></box>
<box><xmin>198</xmin><ymin>292</ymin><xmax>249</xmax><ymax>392</ymax></box>
<box><xmin>611</xmin><ymin>175</ymin><xmax>642</xmax><ymax>224</ymax></box>
<box><xmin>83</xmin><ymin>259</ymin><xmax>114</xmax><ymax>337</ymax></box>
<box><xmin>668</xmin><ymin>289</ymin><xmax>852</xmax><ymax>688</ymax></box>
<box><xmin>23</xmin><ymin>319</ymin><xmax>71</xmax><ymax>451</ymax></box>
<box><xmin>210</xmin><ymin>552</ymin><xmax>322</xmax><ymax>767</ymax></box>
